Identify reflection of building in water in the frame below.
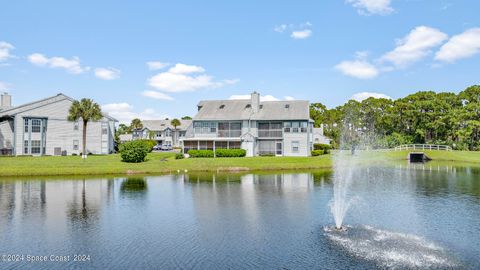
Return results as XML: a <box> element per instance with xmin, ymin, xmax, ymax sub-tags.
<box><xmin>186</xmin><ymin>173</ymin><xmax>315</xmax><ymax>239</ymax></box>
<box><xmin>0</xmin><ymin>179</ymin><xmax>115</xmax><ymax>234</ymax></box>
<box><xmin>241</xmin><ymin>173</ymin><xmax>313</xmax><ymax>190</ymax></box>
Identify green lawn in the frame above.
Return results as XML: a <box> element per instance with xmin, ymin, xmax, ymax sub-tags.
<box><xmin>0</xmin><ymin>152</ymin><xmax>332</xmax><ymax>177</ymax></box>
<box><xmin>1</xmin><ymin>150</ymin><xmax>479</xmax><ymax>177</ymax></box>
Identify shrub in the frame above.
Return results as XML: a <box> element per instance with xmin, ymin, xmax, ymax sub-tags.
<box><xmin>259</xmin><ymin>153</ymin><xmax>275</xmax><ymax>157</ymax></box>
<box><xmin>119</xmin><ymin>140</ymin><xmax>150</xmax><ymax>163</ymax></box>
<box><xmin>215</xmin><ymin>148</ymin><xmax>246</xmax><ymax>157</ymax></box>
<box><xmin>138</xmin><ymin>139</ymin><xmax>156</xmax><ymax>152</ymax></box>
<box><xmin>314</xmin><ymin>143</ymin><xmax>332</xmax><ymax>154</ymax></box>
<box><xmin>175</xmin><ymin>153</ymin><xmax>185</xmax><ymax>159</ymax></box>
<box><xmin>188</xmin><ymin>150</ymin><xmax>214</xmax><ymax>158</ymax></box>
<box><xmin>311</xmin><ymin>150</ymin><xmax>325</xmax><ymax>156</ymax></box>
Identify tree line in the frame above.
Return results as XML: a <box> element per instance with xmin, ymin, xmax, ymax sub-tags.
<box><xmin>310</xmin><ymin>85</ymin><xmax>480</xmax><ymax>151</ymax></box>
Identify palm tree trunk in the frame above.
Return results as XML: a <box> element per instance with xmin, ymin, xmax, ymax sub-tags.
<box><xmin>83</xmin><ymin>120</ymin><xmax>88</xmax><ymax>159</ymax></box>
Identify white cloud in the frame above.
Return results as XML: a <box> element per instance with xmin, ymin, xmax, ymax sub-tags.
<box><xmin>168</xmin><ymin>63</ymin><xmax>205</xmax><ymax>74</ymax></box>
<box><xmin>28</xmin><ymin>53</ymin><xmax>88</xmax><ymax>74</ymax></box>
<box><xmin>141</xmin><ymin>90</ymin><xmax>174</xmax><ymax>100</ymax></box>
<box><xmin>435</xmin><ymin>28</ymin><xmax>480</xmax><ymax>62</ymax></box>
<box><xmin>0</xmin><ymin>42</ymin><xmax>14</xmax><ymax>62</ymax></box>
<box><xmin>274</xmin><ymin>22</ymin><xmax>313</xmax><ymax>39</ymax></box>
<box><xmin>148</xmin><ymin>63</ymin><xmax>237</xmax><ymax>93</ymax></box>
<box><xmin>274</xmin><ymin>24</ymin><xmax>287</xmax><ymax>33</ymax></box>
<box><xmin>0</xmin><ymin>81</ymin><xmax>11</xmax><ymax>91</ymax></box>
<box><xmin>335</xmin><ymin>60</ymin><xmax>379</xmax><ymax>79</ymax></box>
<box><xmin>229</xmin><ymin>94</ymin><xmax>295</xmax><ymax>102</ymax></box>
<box><xmin>351</xmin><ymin>92</ymin><xmax>392</xmax><ymax>101</ymax></box>
<box><xmin>94</xmin><ymin>67</ymin><xmax>120</xmax><ymax>80</ymax></box>
<box><xmin>291</xmin><ymin>29</ymin><xmax>312</xmax><ymax>39</ymax></box>
<box><xmin>102</xmin><ymin>102</ymin><xmax>169</xmax><ymax>124</ymax></box>
<box><xmin>347</xmin><ymin>0</ymin><xmax>394</xmax><ymax>15</ymax></box>
<box><xmin>147</xmin><ymin>61</ymin><xmax>170</xmax><ymax>70</ymax></box>
<box><xmin>381</xmin><ymin>26</ymin><xmax>448</xmax><ymax>67</ymax></box>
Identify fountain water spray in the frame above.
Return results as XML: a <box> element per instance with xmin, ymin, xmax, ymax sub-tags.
<box><xmin>329</xmin><ymin>109</ymin><xmax>377</xmax><ymax>230</ymax></box>
<box><xmin>330</xmin><ymin>151</ymin><xmax>357</xmax><ymax>229</ymax></box>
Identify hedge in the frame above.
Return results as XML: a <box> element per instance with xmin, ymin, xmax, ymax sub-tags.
<box><xmin>313</xmin><ymin>143</ymin><xmax>332</xmax><ymax>154</ymax></box>
<box><xmin>214</xmin><ymin>148</ymin><xmax>246</xmax><ymax>157</ymax></box>
<box><xmin>175</xmin><ymin>153</ymin><xmax>185</xmax><ymax>159</ymax></box>
<box><xmin>311</xmin><ymin>150</ymin><xmax>325</xmax><ymax>156</ymax></box>
<box><xmin>188</xmin><ymin>150</ymin><xmax>214</xmax><ymax>158</ymax></box>
<box><xmin>119</xmin><ymin>140</ymin><xmax>150</xmax><ymax>163</ymax></box>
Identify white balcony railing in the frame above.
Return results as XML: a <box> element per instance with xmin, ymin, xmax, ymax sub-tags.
<box><xmin>258</xmin><ymin>130</ymin><xmax>283</xmax><ymax>138</ymax></box>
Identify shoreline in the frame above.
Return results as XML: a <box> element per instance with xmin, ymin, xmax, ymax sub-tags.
<box><xmin>0</xmin><ymin>150</ymin><xmax>479</xmax><ymax>178</ymax></box>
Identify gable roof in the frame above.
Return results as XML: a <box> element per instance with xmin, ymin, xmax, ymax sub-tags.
<box><xmin>141</xmin><ymin>119</ymin><xmax>192</xmax><ymax>131</ymax></box>
<box><xmin>194</xmin><ymin>99</ymin><xmax>310</xmax><ymax>121</ymax></box>
<box><xmin>0</xmin><ymin>93</ymin><xmax>117</xmax><ymax>122</ymax></box>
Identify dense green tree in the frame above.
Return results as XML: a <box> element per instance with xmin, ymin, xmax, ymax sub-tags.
<box><xmin>309</xmin><ymin>85</ymin><xmax>480</xmax><ymax>150</ymax></box>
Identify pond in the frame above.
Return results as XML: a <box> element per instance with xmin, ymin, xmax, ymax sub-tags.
<box><xmin>0</xmin><ymin>163</ymin><xmax>479</xmax><ymax>269</ymax></box>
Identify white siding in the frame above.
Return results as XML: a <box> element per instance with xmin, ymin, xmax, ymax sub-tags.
<box><xmin>283</xmin><ymin>132</ymin><xmax>309</xmax><ymax>156</ymax></box>
<box><xmin>0</xmin><ymin>119</ymin><xmax>14</xmax><ymax>149</ymax></box>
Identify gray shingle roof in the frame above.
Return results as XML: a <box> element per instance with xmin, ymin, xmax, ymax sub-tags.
<box><xmin>0</xmin><ymin>93</ymin><xmax>118</xmax><ymax>122</ymax></box>
<box><xmin>194</xmin><ymin>100</ymin><xmax>310</xmax><ymax>120</ymax></box>
<box><xmin>141</xmin><ymin>119</ymin><xmax>192</xmax><ymax>131</ymax></box>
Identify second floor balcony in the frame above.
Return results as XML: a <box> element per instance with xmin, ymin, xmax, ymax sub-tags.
<box><xmin>218</xmin><ymin>130</ymin><xmax>242</xmax><ymax>137</ymax></box>
<box><xmin>258</xmin><ymin>129</ymin><xmax>283</xmax><ymax>138</ymax></box>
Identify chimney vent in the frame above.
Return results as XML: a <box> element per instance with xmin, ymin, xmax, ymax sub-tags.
<box><xmin>251</xmin><ymin>91</ymin><xmax>260</xmax><ymax>113</ymax></box>
<box><xmin>0</xmin><ymin>92</ymin><xmax>12</xmax><ymax>110</ymax></box>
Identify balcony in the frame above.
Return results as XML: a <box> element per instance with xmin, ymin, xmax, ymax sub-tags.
<box><xmin>218</xmin><ymin>130</ymin><xmax>242</xmax><ymax>137</ymax></box>
<box><xmin>258</xmin><ymin>129</ymin><xmax>283</xmax><ymax>138</ymax></box>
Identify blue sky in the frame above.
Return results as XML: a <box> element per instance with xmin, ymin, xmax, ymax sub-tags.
<box><xmin>1</xmin><ymin>0</ymin><xmax>479</xmax><ymax>123</ymax></box>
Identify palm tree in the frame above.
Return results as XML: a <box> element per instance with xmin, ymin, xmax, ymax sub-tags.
<box><xmin>171</xmin><ymin>118</ymin><xmax>181</xmax><ymax>130</ymax></box>
<box><xmin>68</xmin><ymin>98</ymin><xmax>103</xmax><ymax>158</ymax></box>
<box><xmin>171</xmin><ymin>119</ymin><xmax>181</xmax><ymax>146</ymax></box>
<box><xmin>130</xmin><ymin>118</ymin><xmax>143</xmax><ymax>131</ymax></box>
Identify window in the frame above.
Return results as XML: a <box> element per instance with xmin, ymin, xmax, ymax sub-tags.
<box><xmin>73</xmin><ymin>140</ymin><xmax>79</xmax><ymax>150</ymax></box>
<box><xmin>24</xmin><ymin>140</ymin><xmax>29</xmax><ymax>154</ymax></box>
<box><xmin>179</xmin><ymin>131</ymin><xmax>186</xmax><ymax>137</ymax></box>
<box><xmin>259</xmin><ymin>105</ymin><xmax>263</xmax><ymax>109</ymax></box>
<box><xmin>245</xmin><ymin>104</ymin><xmax>251</xmax><ymax>109</ymax></box>
<box><xmin>284</xmin><ymin>121</ymin><xmax>308</xmax><ymax>133</ymax></box>
<box><xmin>31</xmin><ymin>140</ymin><xmax>41</xmax><ymax>154</ymax></box>
<box><xmin>194</xmin><ymin>122</ymin><xmax>217</xmax><ymax>134</ymax></box>
<box><xmin>165</xmin><ymin>129</ymin><xmax>172</xmax><ymax>137</ymax></box>
<box><xmin>292</xmin><ymin>141</ymin><xmax>299</xmax><ymax>153</ymax></box>
<box><xmin>74</xmin><ymin>121</ymin><xmax>79</xmax><ymax>131</ymax></box>
<box><xmin>219</xmin><ymin>104</ymin><xmax>225</xmax><ymax>109</ymax></box>
<box><xmin>31</xmin><ymin>119</ymin><xmax>41</xmax><ymax>133</ymax></box>
<box><xmin>285</xmin><ymin>104</ymin><xmax>290</xmax><ymax>109</ymax></box>
<box><xmin>102</xmin><ymin>123</ymin><xmax>108</xmax><ymax>135</ymax></box>
<box><xmin>24</xmin><ymin>119</ymin><xmax>29</xmax><ymax>132</ymax></box>
<box><xmin>156</xmin><ymin>131</ymin><xmax>162</xmax><ymax>137</ymax></box>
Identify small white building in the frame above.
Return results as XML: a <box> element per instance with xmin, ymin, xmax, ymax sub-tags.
<box><xmin>313</xmin><ymin>125</ymin><xmax>331</xmax><ymax>145</ymax></box>
<box><xmin>131</xmin><ymin>119</ymin><xmax>192</xmax><ymax>147</ymax></box>
<box><xmin>0</xmin><ymin>93</ymin><xmax>117</xmax><ymax>156</ymax></box>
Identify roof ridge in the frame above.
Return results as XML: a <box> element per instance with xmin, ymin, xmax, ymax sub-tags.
<box><xmin>0</xmin><ymin>93</ymin><xmax>73</xmax><ymax>115</ymax></box>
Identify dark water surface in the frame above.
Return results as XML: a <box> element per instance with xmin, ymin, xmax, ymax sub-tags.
<box><xmin>0</xmin><ymin>163</ymin><xmax>479</xmax><ymax>269</ymax></box>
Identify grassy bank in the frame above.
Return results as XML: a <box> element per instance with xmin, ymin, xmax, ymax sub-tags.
<box><xmin>1</xmin><ymin>150</ymin><xmax>479</xmax><ymax>177</ymax></box>
<box><xmin>0</xmin><ymin>152</ymin><xmax>332</xmax><ymax>177</ymax></box>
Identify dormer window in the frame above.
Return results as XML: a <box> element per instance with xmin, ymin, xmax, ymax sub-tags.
<box><xmin>285</xmin><ymin>104</ymin><xmax>290</xmax><ymax>109</ymax></box>
<box><xmin>198</xmin><ymin>106</ymin><xmax>203</xmax><ymax>111</ymax></box>
<box><xmin>259</xmin><ymin>105</ymin><xmax>263</xmax><ymax>109</ymax></box>
<box><xmin>245</xmin><ymin>104</ymin><xmax>251</xmax><ymax>109</ymax></box>
<box><xmin>219</xmin><ymin>104</ymin><xmax>225</xmax><ymax>109</ymax></box>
